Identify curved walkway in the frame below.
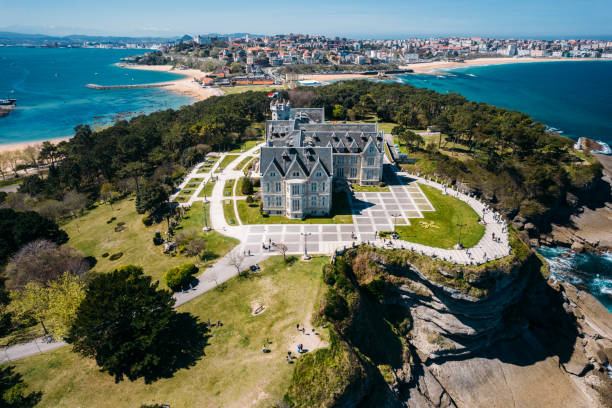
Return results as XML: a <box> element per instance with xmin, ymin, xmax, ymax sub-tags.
<box><xmin>1</xmin><ymin>144</ymin><xmax>511</xmax><ymax>363</ymax></box>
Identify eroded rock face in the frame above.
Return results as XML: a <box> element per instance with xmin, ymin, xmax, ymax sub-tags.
<box><xmin>395</xmin><ymin>267</ymin><xmax>612</xmax><ymax>408</ymax></box>
<box><xmin>323</xmin><ymin>247</ymin><xmax>612</xmax><ymax>408</ymax></box>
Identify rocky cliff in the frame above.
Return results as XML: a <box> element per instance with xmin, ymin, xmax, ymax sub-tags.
<box><xmin>285</xmin><ymin>241</ymin><xmax>612</xmax><ymax>407</ymax></box>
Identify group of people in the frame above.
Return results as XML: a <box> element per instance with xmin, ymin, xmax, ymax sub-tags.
<box><xmin>206</xmin><ymin>318</ymin><xmax>222</xmax><ymax>328</ymax></box>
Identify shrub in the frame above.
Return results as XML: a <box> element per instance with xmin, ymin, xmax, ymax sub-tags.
<box><xmin>323</xmin><ymin>288</ymin><xmax>348</xmax><ymax>320</ymax></box>
<box><xmin>240</xmin><ymin>176</ymin><xmax>254</xmax><ymax>195</ymax></box>
<box><xmin>109</xmin><ymin>252</ymin><xmax>123</xmax><ymax>261</ymax></box>
<box><xmin>246</xmin><ymin>195</ymin><xmax>254</xmax><ymax>204</ymax></box>
<box><xmin>142</xmin><ymin>216</ymin><xmax>152</xmax><ymax>226</ymax></box>
<box><xmin>153</xmin><ymin>231</ymin><xmax>164</xmax><ymax>246</ymax></box>
<box><xmin>378</xmin><ymin>181</ymin><xmax>387</xmax><ymax>187</ymax></box>
<box><xmin>261</xmin><ymin>211</ymin><xmax>268</xmax><ymax>217</ymax></box>
<box><xmin>102</xmin><ymin>252</ymin><xmax>109</xmax><ymax>258</ymax></box>
<box><xmin>107</xmin><ymin>217</ymin><xmax>116</xmax><ymax>224</ymax></box>
<box><xmin>163</xmin><ymin>263</ymin><xmax>198</xmax><ymax>291</ymax></box>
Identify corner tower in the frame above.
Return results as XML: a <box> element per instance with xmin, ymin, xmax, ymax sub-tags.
<box><xmin>270</xmin><ymin>100</ymin><xmax>291</xmax><ymax>120</ymax></box>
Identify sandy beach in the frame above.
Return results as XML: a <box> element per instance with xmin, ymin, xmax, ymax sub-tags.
<box><xmin>0</xmin><ymin>137</ymin><xmax>70</xmax><ymax>153</ymax></box>
<box><xmin>116</xmin><ymin>63</ymin><xmax>224</xmax><ymax>101</ymax></box>
<box><xmin>0</xmin><ymin>65</ymin><xmax>223</xmax><ymax>152</ymax></box>
<box><xmin>301</xmin><ymin>57</ymin><xmax>601</xmax><ymax>82</ymax></box>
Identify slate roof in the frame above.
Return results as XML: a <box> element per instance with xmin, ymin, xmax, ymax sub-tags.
<box><xmin>260</xmin><ymin>146</ymin><xmax>332</xmax><ymax>177</ymax></box>
<box><xmin>290</xmin><ymin>108</ymin><xmax>325</xmax><ymax>123</ymax></box>
<box><xmin>265</xmin><ymin>120</ymin><xmax>383</xmax><ymax>153</ymax></box>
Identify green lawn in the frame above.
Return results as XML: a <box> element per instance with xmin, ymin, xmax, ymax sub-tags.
<box><xmin>235</xmin><ymin>156</ymin><xmax>255</xmax><ymax>172</ymax></box>
<box><xmin>236</xmin><ymin>192</ymin><xmax>352</xmax><ymax>225</ymax></box>
<box><xmin>223</xmin><ymin>179</ymin><xmax>236</xmax><ymax>197</ymax></box>
<box><xmin>395</xmin><ymin>184</ymin><xmax>485</xmax><ymax>249</ymax></box>
<box><xmin>61</xmin><ymin>199</ymin><xmax>237</xmax><ymax>285</ymax></box>
<box><xmin>229</xmin><ymin>139</ymin><xmax>263</xmax><ymax>153</ymax></box>
<box><xmin>7</xmin><ymin>256</ymin><xmax>329</xmax><ymax>408</ymax></box>
<box><xmin>221</xmin><ymin>85</ymin><xmax>283</xmax><ymax>96</ymax></box>
<box><xmin>223</xmin><ymin>199</ymin><xmax>237</xmax><ymax>225</ymax></box>
<box><xmin>235</xmin><ymin>177</ymin><xmax>260</xmax><ymax>196</ymax></box>
<box><xmin>198</xmin><ymin>180</ymin><xmax>215</xmax><ymax>197</ymax></box>
<box><xmin>351</xmin><ymin>183</ymin><xmax>390</xmax><ymax>192</ymax></box>
<box><xmin>174</xmin><ymin>201</ymin><xmax>237</xmax><ymax>267</ymax></box>
<box><xmin>214</xmin><ymin>154</ymin><xmax>240</xmax><ymax>173</ymax></box>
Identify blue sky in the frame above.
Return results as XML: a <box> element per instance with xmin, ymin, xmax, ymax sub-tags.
<box><xmin>1</xmin><ymin>0</ymin><xmax>610</xmax><ymax>38</ymax></box>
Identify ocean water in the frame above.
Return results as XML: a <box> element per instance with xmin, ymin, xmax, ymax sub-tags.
<box><xmin>537</xmin><ymin>248</ymin><xmax>612</xmax><ymax>313</ymax></box>
<box><xmin>0</xmin><ymin>47</ymin><xmax>193</xmax><ymax>145</ymax></box>
<box><xmin>397</xmin><ymin>60</ymin><xmax>612</xmax><ymax>146</ymax></box>
<box><xmin>398</xmin><ymin>61</ymin><xmax>612</xmax><ymax>313</ymax></box>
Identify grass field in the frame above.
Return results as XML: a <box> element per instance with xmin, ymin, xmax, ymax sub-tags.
<box><xmin>221</xmin><ymin>85</ymin><xmax>283</xmax><ymax>96</ymax></box>
<box><xmin>61</xmin><ymin>199</ymin><xmax>237</xmax><ymax>285</ymax></box>
<box><xmin>236</xmin><ymin>192</ymin><xmax>352</xmax><ymax>225</ymax></box>
<box><xmin>198</xmin><ymin>180</ymin><xmax>215</xmax><ymax>197</ymax></box>
<box><xmin>229</xmin><ymin>139</ymin><xmax>263</xmax><ymax>154</ymax></box>
<box><xmin>223</xmin><ymin>179</ymin><xmax>236</xmax><ymax>197</ymax></box>
<box><xmin>215</xmin><ymin>154</ymin><xmax>240</xmax><ymax>173</ymax></box>
<box><xmin>351</xmin><ymin>183</ymin><xmax>390</xmax><ymax>192</ymax></box>
<box><xmin>7</xmin><ymin>256</ymin><xmax>329</xmax><ymax>408</ymax></box>
<box><xmin>223</xmin><ymin>199</ymin><xmax>237</xmax><ymax>225</ymax></box>
<box><xmin>235</xmin><ymin>177</ymin><xmax>260</xmax><ymax>197</ymax></box>
<box><xmin>395</xmin><ymin>184</ymin><xmax>485</xmax><ymax>249</ymax></box>
<box><xmin>235</xmin><ymin>156</ymin><xmax>255</xmax><ymax>172</ymax></box>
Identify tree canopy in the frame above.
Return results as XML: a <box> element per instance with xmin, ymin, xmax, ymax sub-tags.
<box><xmin>67</xmin><ymin>265</ymin><xmax>209</xmax><ymax>383</ymax></box>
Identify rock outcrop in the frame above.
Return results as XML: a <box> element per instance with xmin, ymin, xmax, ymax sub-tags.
<box><xmin>313</xmin><ymin>245</ymin><xmax>612</xmax><ymax>408</ymax></box>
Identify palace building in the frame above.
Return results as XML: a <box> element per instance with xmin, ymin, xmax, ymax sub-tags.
<box><xmin>259</xmin><ymin>100</ymin><xmax>385</xmax><ymax>218</ymax></box>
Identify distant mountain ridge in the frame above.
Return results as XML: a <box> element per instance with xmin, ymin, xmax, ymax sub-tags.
<box><xmin>0</xmin><ymin>31</ymin><xmax>261</xmax><ymax>46</ymax></box>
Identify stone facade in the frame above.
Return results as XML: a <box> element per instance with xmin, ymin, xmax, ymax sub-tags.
<box><xmin>260</xmin><ymin>100</ymin><xmax>384</xmax><ymax>218</ymax></box>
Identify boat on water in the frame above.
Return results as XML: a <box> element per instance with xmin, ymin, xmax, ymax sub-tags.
<box><xmin>0</xmin><ymin>98</ymin><xmax>16</xmax><ymax>117</ymax></box>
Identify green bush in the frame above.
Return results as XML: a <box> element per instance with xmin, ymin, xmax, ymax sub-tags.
<box><xmin>109</xmin><ymin>252</ymin><xmax>123</xmax><ymax>261</ymax></box>
<box><xmin>142</xmin><ymin>216</ymin><xmax>152</xmax><ymax>226</ymax></box>
<box><xmin>102</xmin><ymin>252</ymin><xmax>109</xmax><ymax>258</ymax></box>
<box><xmin>246</xmin><ymin>195</ymin><xmax>254</xmax><ymax>204</ymax></box>
<box><xmin>163</xmin><ymin>263</ymin><xmax>198</xmax><ymax>291</ymax></box>
<box><xmin>240</xmin><ymin>176</ymin><xmax>254</xmax><ymax>195</ymax></box>
<box><xmin>107</xmin><ymin>217</ymin><xmax>116</xmax><ymax>224</ymax></box>
<box><xmin>323</xmin><ymin>288</ymin><xmax>349</xmax><ymax>320</ymax></box>
<box><xmin>153</xmin><ymin>231</ymin><xmax>164</xmax><ymax>246</ymax></box>
<box><xmin>378</xmin><ymin>181</ymin><xmax>387</xmax><ymax>187</ymax></box>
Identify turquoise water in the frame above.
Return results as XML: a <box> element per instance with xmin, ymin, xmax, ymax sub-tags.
<box><xmin>398</xmin><ymin>61</ymin><xmax>612</xmax><ymax>313</ymax></box>
<box><xmin>0</xmin><ymin>47</ymin><xmax>193</xmax><ymax>145</ymax></box>
<box><xmin>397</xmin><ymin>60</ymin><xmax>612</xmax><ymax>145</ymax></box>
<box><xmin>537</xmin><ymin>248</ymin><xmax>612</xmax><ymax>313</ymax></box>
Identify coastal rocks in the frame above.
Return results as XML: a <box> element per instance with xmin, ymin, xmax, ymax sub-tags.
<box><xmin>572</xmin><ymin>241</ymin><xmax>586</xmax><ymax>253</ymax></box>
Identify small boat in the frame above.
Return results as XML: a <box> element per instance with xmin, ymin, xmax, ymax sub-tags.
<box><xmin>0</xmin><ymin>98</ymin><xmax>16</xmax><ymax>106</ymax></box>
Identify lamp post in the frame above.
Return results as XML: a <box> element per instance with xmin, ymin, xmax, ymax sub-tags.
<box><xmin>455</xmin><ymin>222</ymin><xmax>466</xmax><ymax>249</ymax></box>
<box><xmin>301</xmin><ymin>232</ymin><xmax>312</xmax><ymax>260</ymax></box>
<box><xmin>390</xmin><ymin>212</ymin><xmax>401</xmax><ymax>234</ymax></box>
<box><xmin>203</xmin><ymin>202</ymin><xmax>211</xmax><ymax>231</ymax></box>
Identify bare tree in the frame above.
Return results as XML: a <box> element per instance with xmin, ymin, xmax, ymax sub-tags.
<box><xmin>276</xmin><ymin>243</ymin><xmax>289</xmax><ymax>263</ymax></box>
<box><xmin>6</xmin><ymin>239</ymin><xmax>90</xmax><ymax>289</ymax></box>
<box><xmin>227</xmin><ymin>251</ymin><xmax>245</xmax><ymax>276</ymax></box>
<box><xmin>0</xmin><ymin>152</ymin><xmax>9</xmax><ymax>180</ymax></box>
<box><xmin>23</xmin><ymin>144</ymin><xmax>41</xmax><ymax>171</ymax></box>
<box><xmin>63</xmin><ymin>190</ymin><xmax>87</xmax><ymax>218</ymax></box>
<box><xmin>7</xmin><ymin>150</ymin><xmax>21</xmax><ymax>177</ymax></box>
<box><xmin>185</xmin><ymin>238</ymin><xmax>206</xmax><ymax>261</ymax></box>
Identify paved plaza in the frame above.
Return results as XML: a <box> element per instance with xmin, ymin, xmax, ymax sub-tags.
<box><xmin>171</xmin><ymin>142</ymin><xmax>511</xmax><ymax>265</ymax></box>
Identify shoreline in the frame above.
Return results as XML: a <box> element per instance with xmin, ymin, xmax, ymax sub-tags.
<box><xmin>0</xmin><ymin>64</ymin><xmax>224</xmax><ymax>152</ymax></box>
<box><xmin>0</xmin><ymin>136</ymin><xmax>71</xmax><ymax>153</ymax></box>
<box><xmin>115</xmin><ymin>63</ymin><xmax>224</xmax><ymax>101</ymax></box>
<box><xmin>301</xmin><ymin>57</ymin><xmax>604</xmax><ymax>81</ymax></box>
